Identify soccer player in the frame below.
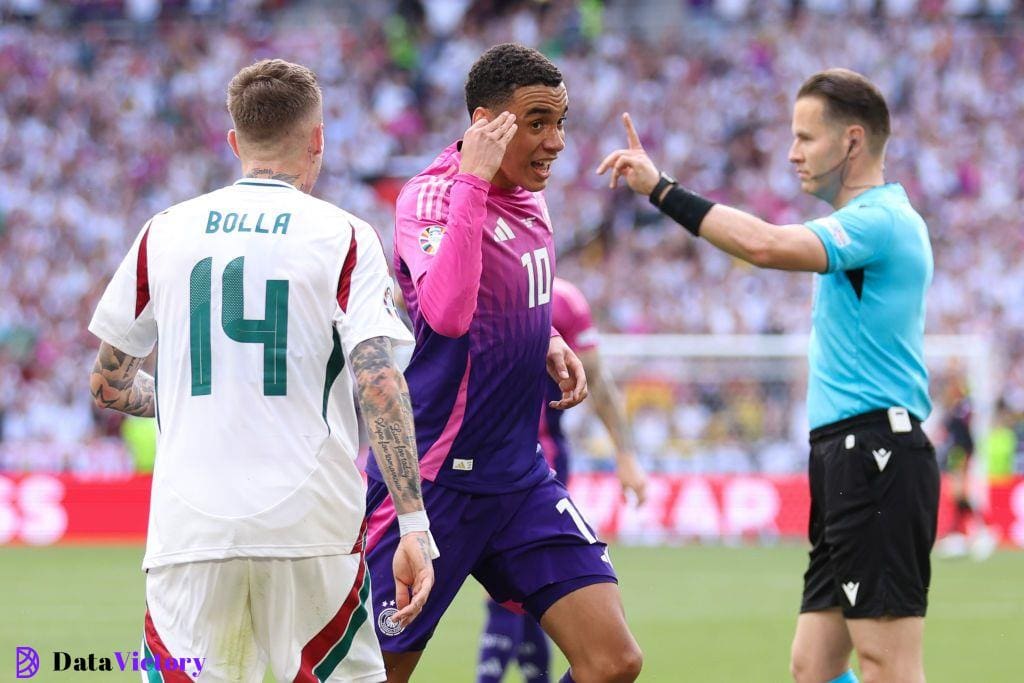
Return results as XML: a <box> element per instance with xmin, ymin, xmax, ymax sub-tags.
<box><xmin>89</xmin><ymin>59</ymin><xmax>434</xmax><ymax>682</ymax></box>
<box><xmin>476</xmin><ymin>276</ymin><xmax>648</xmax><ymax>683</ymax></box>
<box><xmin>935</xmin><ymin>381</ymin><xmax>995</xmax><ymax>560</ymax></box>
<box><xmin>598</xmin><ymin>69</ymin><xmax>937</xmax><ymax>683</ymax></box>
<box><xmin>364</xmin><ymin>44</ymin><xmax>643</xmax><ymax>683</ymax></box>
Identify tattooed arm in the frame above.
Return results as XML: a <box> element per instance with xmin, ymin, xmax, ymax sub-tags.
<box><xmin>350</xmin><ymin>335</ymin><xmax>434</xmax><ymax>626</ymax></box>
<box><xmin>90</xmin><ymin>342</ymin><xmax>155</xmax><ymax>417</ymax></box>
<box><xmin>351</xmin><ymin>336</ymin><xmax>424</xmax><ymax>514</ymax></box>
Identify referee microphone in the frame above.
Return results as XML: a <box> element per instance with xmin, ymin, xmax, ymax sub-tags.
<box><xmin>808</xmin><ymin>140</ymin><xmax>855</xmax><ymax>181</ymax></box>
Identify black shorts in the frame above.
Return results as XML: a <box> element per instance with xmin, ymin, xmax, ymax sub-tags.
<box><xmin>801</xmin><ymin>409</ymin><xmax>940</xmax><ymax>618</ymax></box>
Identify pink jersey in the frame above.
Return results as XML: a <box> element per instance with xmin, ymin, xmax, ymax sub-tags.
<box><xmin>365</xmin><ymin>141</ymin><xmax>557</xmax><ymax>494</ymax></box>
<box><xmin>540</xmin><ymin>278</ymin><xmax>599</xmax><ymax>477</ymax></box>
<box><xmin>551</xmin><ymin>278</ymin><xmax>598</xmax><ymax>355</ymax></box>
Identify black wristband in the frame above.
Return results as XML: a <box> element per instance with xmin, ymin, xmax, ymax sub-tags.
<box><xmin>654</xmin><ymin>185</ymin><xmax>716</xmax><ymax>236</ymax></box>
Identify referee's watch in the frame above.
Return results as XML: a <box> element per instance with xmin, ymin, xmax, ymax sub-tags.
<box><xmin>649</xmin><ymin>172</ymin><xmax>678</xmax><ymax>208</ymax></box>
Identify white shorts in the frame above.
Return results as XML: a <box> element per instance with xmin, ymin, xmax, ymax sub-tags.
<box><xmin>142</xmin><ymin>553</ymin><xmax>385</xmax><ymax>682</ymax></box>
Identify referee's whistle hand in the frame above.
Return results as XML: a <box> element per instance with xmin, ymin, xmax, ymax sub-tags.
<box><xmin>596</xmin><ymin>112</ymin><xmax>660</xmax><ymax>195</ymax></box>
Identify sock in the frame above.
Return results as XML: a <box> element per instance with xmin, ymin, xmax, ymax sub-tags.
<box><xmin>476</xmin><ymin>599</ymin><xmax>522</xmax><ymax>683</ymax></box>
<box><xmin>515</xmin><ymin>616</ymin><xmax>551</xmax><ymax>682</ymax></box>
<box><xmin>826</xmin><ymin>669</ymin><xmax>859</xmax><ymax>683</ymax></box>
<box><xmin>559</xmin><ymin>672</ymin><xmax>576</xmax><ymax>683</ymax></box>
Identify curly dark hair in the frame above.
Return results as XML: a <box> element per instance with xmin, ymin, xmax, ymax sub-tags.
<box><xmin>464</xmin><ymin>43</ymin><xmax>563</xmax><ymax>116</ymax></box>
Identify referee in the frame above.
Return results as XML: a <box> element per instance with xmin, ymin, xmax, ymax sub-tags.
<box><xmin>598</xmin><ymin>69</ymin><xmax>937</xmax><ymax>683</ymax></box>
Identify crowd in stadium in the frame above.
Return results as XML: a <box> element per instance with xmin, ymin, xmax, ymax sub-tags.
<box><xmin>1</xmin><ymin>0</ymin><xmax>1022</xmax><ymax>474</ymax></box>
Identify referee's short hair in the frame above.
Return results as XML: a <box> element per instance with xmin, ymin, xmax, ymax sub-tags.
<box><xmin>227</xmin><ymin>59</ymin><xmax>322</xmax><ymax>147</ymax></box>
<box><xmin>798</xmin><ymin>69</ymin><xmax>891</xmax><ymax>155</ymax></box>
<box><xmin>464</xmin><ymin>43</ymin><xmax>562</xmax><ymax>117</ymax></box>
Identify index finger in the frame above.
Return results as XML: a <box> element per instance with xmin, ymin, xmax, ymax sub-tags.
<box><xmin>485</xmin><ymin>111</ymin><xmax>512</xmax><ymax>130</ymax></box>
<box><xmin>623</xmin><ymin>112</ymin><xmax>642</xmax><ymax>150</ymax></box>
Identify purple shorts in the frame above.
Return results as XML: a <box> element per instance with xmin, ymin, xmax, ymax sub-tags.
<box><xmin>363</xmin><ymin>472</ymin><xmax>617</xmax><ymax>652</ymax></box>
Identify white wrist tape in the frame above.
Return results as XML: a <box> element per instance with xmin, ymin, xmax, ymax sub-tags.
<box><xmin>397</xmin><ymin>510</ymin><xmax>430</xmax><ymax>535</ymax></box>
<box><xmin>398</xmin><ymin>511</ymin><xmax>441</xmax><ymax>559</ymax></box>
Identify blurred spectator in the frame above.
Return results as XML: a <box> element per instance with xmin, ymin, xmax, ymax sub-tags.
<box><xmin>1</xmin><ymin>1</ymin><xmax>1023</xmax><ymax>472</ymax></box>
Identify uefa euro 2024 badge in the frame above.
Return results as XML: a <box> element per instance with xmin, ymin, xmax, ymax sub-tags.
<box><xmin>14</xmin><ymin>646</ymin><xmax>205</xmax><ymax>678</ymax></box>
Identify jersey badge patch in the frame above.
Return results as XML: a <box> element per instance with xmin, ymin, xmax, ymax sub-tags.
<box><xmin>383</xmin><ymin>286</ymin><xmax>399</xmax><ymax>317</ymax></box>
<box><xmin>419</xmin><ymin>225</ymin><xmax>445</xmax><ymax>254</ymax></box>
<box><xmin>378</xmin><ymin>601</ymin><xmax>405</xmax><ymax>636</ymax></box>
<box><xmin>818</xmin><ymin>216</ymin><xmax>851</xmax><ymax>248</ymax></box>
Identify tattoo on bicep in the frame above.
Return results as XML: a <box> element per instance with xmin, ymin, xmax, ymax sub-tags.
<box><xmin>352</xmin><ymin>337</ymin><xmax>424</xmax><ymax>512</ymax></box>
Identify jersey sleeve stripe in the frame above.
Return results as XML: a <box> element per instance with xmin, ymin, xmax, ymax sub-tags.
<box><xmin>135</xmin><ymin>222</ymin><xmax>152</xmax><ymax>319</ymax></box>
<box><xmin>336</xmin><ymin>225</ymin><xmax>358</xmax><ymax>313</ymax></box>
<box><xmin>415</xmin><ymin>179</ymin><xmax>428</xmax><ymax>220</ymax></box>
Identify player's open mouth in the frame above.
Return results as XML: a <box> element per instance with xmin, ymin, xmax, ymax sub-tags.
<box><xmin>531</xmin><ymin>160</ymin><xmax>553</xmax><ymax>178</ymax></box>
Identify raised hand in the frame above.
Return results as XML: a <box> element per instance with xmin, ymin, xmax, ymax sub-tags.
<box><xmin>459</xmin><ymin>112</ymin><xmax>518</xmax><ymax>182</ymax></box>
<box><xmin>596</xmin><ymin>112</ymin><xmax>661</xmax><ymax>195</ymax></box>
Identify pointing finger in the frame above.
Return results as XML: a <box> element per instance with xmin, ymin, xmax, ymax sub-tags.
<box><xmin>623</xmin><ymin>112</ymin><xmax>642</xmax><ymax>150</ymax></box>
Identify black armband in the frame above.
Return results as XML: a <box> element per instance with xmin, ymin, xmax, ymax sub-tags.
<box><xmin>650</xmin><ymin>182</ymin><xmax>716</xmax><ymax>237</ymax></box>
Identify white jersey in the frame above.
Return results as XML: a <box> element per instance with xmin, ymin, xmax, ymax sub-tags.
<box><xmin>89</xmin><ymin>178</ymin><xmax>413</xmax><ymax>569</ymax></box>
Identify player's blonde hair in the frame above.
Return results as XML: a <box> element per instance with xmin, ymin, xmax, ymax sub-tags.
<box><xmin>226</xmin><ymin>59</ymin><xmax>322</xmax><ymax>148</ymax></box>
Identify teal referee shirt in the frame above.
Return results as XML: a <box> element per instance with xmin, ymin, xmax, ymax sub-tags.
<box><xmin>803</xmin><ymin>183</ymin><xmax>933</xmax><ymax>430</ymax></box>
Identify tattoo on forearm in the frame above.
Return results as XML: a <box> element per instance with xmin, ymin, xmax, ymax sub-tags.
<box><xmin>90</xmin><ymin>343</ymin><xmax>155</xmax><ymax>417</ymax></box>
<box><xmin>246</xmin><ymin>167</ymin><xmax>300</xmax><ymax>184</ymax></box>
<box><xmin>352</xmin><ymin>337</ymin><xmax>424</xmax><ymax>514</ymax></box>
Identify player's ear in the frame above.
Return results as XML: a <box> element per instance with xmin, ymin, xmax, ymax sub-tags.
<box><xmin>846</xmin><ymin>125</ymin><xmax>865</xmax><ymax>157</ymax></box>
<box><xmin>310</xmin><ymin>121</ymin><xmax>324</xmax><ymax>156</ymax></box>
<box><xmin>227</xmin><ymin>130</ymin><xmax>241</xmax><ymax>159</ymax></box>
<box><xmin>470</xmin><ymin>106</ymin><xmax>492</xmax><ymax>125</ymax></box>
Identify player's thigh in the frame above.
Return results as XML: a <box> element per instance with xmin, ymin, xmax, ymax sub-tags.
<box><xmin>474</xmin><ymin>475</ymin><xmax>616</xmax><ymax>613</ymax></box>
<box><xmin>364</xmin><ymin>478</ymin><xmax>491</xmax><ymax>654</ymax></box>
<box><xmin>539</xmin><ymin>583</ymin><xmax>642</xmax><ymax>681</ymax></box>
<box><xmin>846</xmin><ymin>616</ymin><xmax>925</xmax><ymax>682</ymax></box>
<box><xmin>789</xmin><ymin>609</ymin><xmax>852</xmax><ymax>683</ymax></box>
<box><xmin>144</xmin><ymin>559</ymin><xmax>262</xmax><ymax>682</ymax></box>
<box><xmin>249</xmin><ymin>554</ymin><xmax>385</xmax><ymax>683</ymax></box>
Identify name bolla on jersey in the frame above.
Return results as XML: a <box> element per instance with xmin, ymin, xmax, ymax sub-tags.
<box><xmin>89</xmin><ymin>178</ymin><xmax>412</xmax><ymax>568</ymax></box>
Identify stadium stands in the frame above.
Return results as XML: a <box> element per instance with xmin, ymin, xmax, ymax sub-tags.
<box><xmin>1</xmin><ymin>1</ymin><xmax>1022</xmax><ymax>473</ymax></box>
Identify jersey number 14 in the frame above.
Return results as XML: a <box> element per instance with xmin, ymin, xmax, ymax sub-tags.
<box><xmin>189</xmin><ymin>256</ymin><xmax>288</xmax><ymax>396</ymax></box>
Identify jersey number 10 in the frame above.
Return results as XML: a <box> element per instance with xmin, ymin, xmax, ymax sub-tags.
<box><xmin>189</xmin><ymin>256</ymin><xmax>289</xmax><ymax>396</ymax></box>
<box><xmin>520</xmin><ymin>247</ymin><xmax>552</xmax><ymax>308</ymax></box>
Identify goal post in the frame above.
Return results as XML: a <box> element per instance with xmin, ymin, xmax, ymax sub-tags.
<box><xmin>593</xmin><ymin>333</ymin><xmax>999</xmax><ymax>502</ymax></box>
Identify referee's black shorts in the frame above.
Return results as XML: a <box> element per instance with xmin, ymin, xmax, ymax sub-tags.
<box><xmin>800</xmin><ymin>408</ymin><xmax>940</xmax><ymax>618</ymax></box>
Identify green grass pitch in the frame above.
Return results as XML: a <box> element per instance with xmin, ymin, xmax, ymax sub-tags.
<box><xmin>1</xmin><ymin>544</ymin><xmax>1021</xmax><ymax>681</ymax></box>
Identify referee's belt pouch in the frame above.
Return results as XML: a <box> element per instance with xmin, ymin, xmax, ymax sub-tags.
<box><xmin>875</xmin><ymin>406</ymin><xmax>931</xmax><ymax>452</ymax></box>
<box><xmin>887</xmin><ymin>407</ymin><xmax>913</xmax><ymax>433</ymax></box>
